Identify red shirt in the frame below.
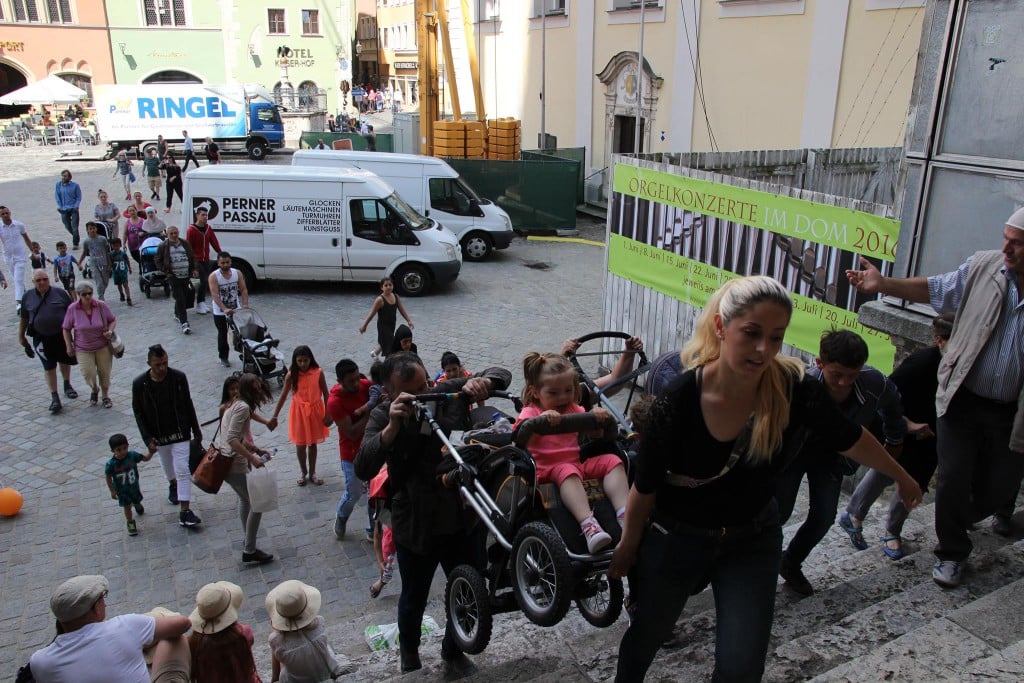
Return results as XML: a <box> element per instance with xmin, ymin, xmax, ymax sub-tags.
<box><xmin>327</xmin><ymin>378</ymin><xmax>372</xmax><ymax>462</ymax></box>
<box><xmin>186</xmin><ymin>223</ymin><xmax>222</xmax><ymax>263</ymax></box>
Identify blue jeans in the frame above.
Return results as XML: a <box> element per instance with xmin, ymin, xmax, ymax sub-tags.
<box><xmin>775</xmin><ymin>455</ymin><xmax>843</xmax><ymax>566</ymax></box>
<box><xmin>615</xmin><ymin>519</ymin><xmax>782</xmax><ymax>682</ymax></box>
<box><xmin>58</xmin><ymin>208</ymin><xmax>80</xmax><ymax>245</ymax></box>
<box><xmin>396</xmin><ymin>533</ymin><xmax>474</xmax><ymax>656</ymax></box>
<box><xmin>335</xmin><ymin>459</ymin><xmax>371</xmax><ymax>531</ymax></box>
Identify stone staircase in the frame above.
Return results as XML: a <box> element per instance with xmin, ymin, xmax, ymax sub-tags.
<box><xmin>252</xmin><ymin>491</ymin><xmax>1024</xmax><ymax>681</ymax></box>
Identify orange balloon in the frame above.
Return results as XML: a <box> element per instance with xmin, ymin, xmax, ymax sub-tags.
<box><xmin>0</xmin><ymin>487</ymin><xmax>23</xmax><ymax>516</ymax></box>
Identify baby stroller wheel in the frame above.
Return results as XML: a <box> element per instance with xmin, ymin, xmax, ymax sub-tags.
<box><xmin>575</xmin><ymin>574</ymin><xmax>624</xmax><ymax>628</ymax></box>
<box><xmin>512</xmin><ymin>521</ymin><xmax>573</xmax><ymax>627</ymax></box>
<box><xmin>444</xmin><ymin>564</ymin><xmax>492</xmax><ymax>655</ymax></box>
<box><xmin>144</xmin><ymin>285</ymin><xmax>152</xmax><ymax>299</ymax></box>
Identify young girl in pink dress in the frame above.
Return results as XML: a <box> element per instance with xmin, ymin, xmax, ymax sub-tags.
<box><xmin>271</xmin><ymin>345</ymin><xmax>331</xmax><ymax>486</ymax></box>
<box><xmin>516</xmin><ymin>352</ymin><xmax>630</xmax><ymax>553</ymax></box>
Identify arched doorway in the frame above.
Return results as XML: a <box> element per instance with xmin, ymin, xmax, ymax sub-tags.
<box><xmin>58</xmin><ymin>73</ymin><xmax>93</xmax><ymax>106</ymax></box>
<box><xmin>142</xmin><ymin>70</ymin><xmax>202</xmax><ymax>84</ymax></box>
<box><xmin>297</xmin><ymin>80</ymin><xmax>319</xmax><ymax>111</ymax></box>
<box><xmin>0</xmin><ymin>62</ymin><xmax>30</xmax><ymax>119</ymax></box>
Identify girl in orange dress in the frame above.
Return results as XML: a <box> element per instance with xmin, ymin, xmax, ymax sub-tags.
<box><xmin>271</xmin><ymin>345</ymin><xmax>331</xmax><ymax>486</ymax></box>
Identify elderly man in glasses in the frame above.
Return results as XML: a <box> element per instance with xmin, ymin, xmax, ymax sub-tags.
<box><xmin>18</xmin><ymin>269</ymin><xmax>78</xmax><ymax>413</ymax></box>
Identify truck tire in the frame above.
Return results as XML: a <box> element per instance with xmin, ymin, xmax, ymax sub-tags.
<box><xmin>248</xmin><ymin>142</ymin><xmax>268</xmax><ymax>161</ymax></box>
<box><xmin>393</xmin><ymin>264</ymin><xmax>430</xmax><ymax>296</ymax></box>
<box><xmin>461</xmin><ymin>231</ymin><xmax>493</xmax><ymax>261</ymax></box>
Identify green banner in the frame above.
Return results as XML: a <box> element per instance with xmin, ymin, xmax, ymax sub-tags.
<box><xmin>608</xmin><ymin>233</ymin><xmax>895</xmax><ymax>371</ymax></box>
<box><xmin>614</xmin><ymin>164</ymin><xmax>899</xmax><ymax>262</ymax></box>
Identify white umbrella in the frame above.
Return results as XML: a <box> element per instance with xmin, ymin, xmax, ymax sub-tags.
<box><xmin>0</xmin><ymin>75</ymin><xmax>87</xmax><ymax>106</ymax></box>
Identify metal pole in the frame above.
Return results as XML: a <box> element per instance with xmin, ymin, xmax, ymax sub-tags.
<box><xmin>634</xmin><ymin>0</ymin><xmax>645</xmax><ymax>155</ymax></box>
<box><xmin>541</xmin><ymin>3</ymin><xmax>546</xmax><ymax>149</ymax></box>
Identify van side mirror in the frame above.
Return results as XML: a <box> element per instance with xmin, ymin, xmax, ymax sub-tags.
<box><xmin>424</xmin><ymin>208</ymin><xmax>430</xmax><ymax>217</ymax></box>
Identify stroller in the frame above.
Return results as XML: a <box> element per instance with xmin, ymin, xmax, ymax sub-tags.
<box><xmin>416</xmin><ymin>389</ymin><xmax>637</xmax><ymax>656</ymax></box>
<box><xmin>138</xmin><ymin>235</ymin><xmax>170</xmax><ymax>298</ymax></box>
<box><xmin>228</xmin><ymin>307</ymin><xmax>286</xmax><ymax>386</ymax></box>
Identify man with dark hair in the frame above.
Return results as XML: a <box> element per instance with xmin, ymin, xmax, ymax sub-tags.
<box><xmin>186</xmin><ymin>207</ymin><xmax>222</xmax><ymax>316</ymax></box>
<box><xmin>131</xmin><ymin>345</ymin><xmax>203</xmax><ymax>528</ymax></box>
<box><xmin>847</xmin><ymin>207</ymin><xmax>1024</xmax><ymax>587</ymax></box>
<box><xmin>18</xmin><ymin>269</ymin><xmax>78</xmax><ymax>412</ymax></box>
<box><xmin>53</xmin><ymin>170</ymin><xmax>82</xmax><ymax>249</ymax></box>
<box><xmin>29</xmin><ymin>574</ymin><xmax>191</xmax><ymax>682</ymax></box>
<box><xmin>326</xmin><ymin>358</ymin><xmax>375</xmax><ymax>540</ymax></box>
<box><xmin>207</xmin><ymin>251</ymin><xmax>247</xmax><ymax>367</ymax></box>
<box><xmin>355</xmin><ymin>352</ymin><xmax>511</xmax><ymax>674</ymax></box>
<box><xmin>774</xmin><ymin>329</ymin><xmax>906</xmax><ymax>595</ymax></box>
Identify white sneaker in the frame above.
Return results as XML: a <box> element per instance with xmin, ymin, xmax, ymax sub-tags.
<box><xmin>196</xmin><ymin>302</ymin><xmax>210</xmax><ymax>315</ymax></box>
<box><xmin>181</xmin><ymin>322</ymin><xmax>191</xmax><ymax>335</ymax></box>
<box><xmin>932</xmin><ymin>560</ymin><xmax>963</xmax><ymax>589</ymax></box>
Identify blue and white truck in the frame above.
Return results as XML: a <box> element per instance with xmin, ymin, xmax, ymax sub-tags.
<box><xmin>94</xmin><ymin>83</ymin><xmax>284</xmax><ymax>160</ymax></box>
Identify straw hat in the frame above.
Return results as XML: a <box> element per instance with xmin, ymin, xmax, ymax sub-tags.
<box><xmin>265</xmin><ymin>580</ymin><xmax>321</xmax><ymax>632</ymax></box>
<box><xmin>214</xmin><ymin>581</ymin><xmax>245</xmax><ymax>611</ymax></box>
<box><xmin>189</xmin><ymin>583</ymin><xmax>239</xmax><ymax>634</ymax></box>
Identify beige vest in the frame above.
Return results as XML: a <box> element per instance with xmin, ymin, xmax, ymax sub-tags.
<box><xmin>936</xmin><ymin>250</ymin><xmax>1024</xmax><ymax>451</ymax></box>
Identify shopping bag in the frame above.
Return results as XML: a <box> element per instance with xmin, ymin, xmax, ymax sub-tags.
<box><xmin>108</xmin><ymin>331</ymin><xmax>125</xmax><ymax>358</ymax></box>
<box><xmin>247</xmin><ymin>465</ymin><xmax>279</xmax><ymax>513</ymax></box>
<box><xmin>363</xmin><ymin>616</ymin><xmax>439</xmax><ymax>651</ymax></box>
<box><xmin>128</xmin><ymin>171</ymin><xmax>136</xmax><ymax>183</ymax></box>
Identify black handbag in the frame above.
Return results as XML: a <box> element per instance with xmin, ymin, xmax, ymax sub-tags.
<box><xmin>184</xmin><ymin>279</ymin><xmax>196</xmax><ymax>309</ymax></box>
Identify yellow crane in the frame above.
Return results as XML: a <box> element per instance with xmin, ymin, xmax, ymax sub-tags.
<box><xmin>415</xmin><ymin>0</ymin><xmax>485</xmax><ymax>156</ymax></box>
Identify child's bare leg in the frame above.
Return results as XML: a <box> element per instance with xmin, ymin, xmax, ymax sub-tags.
<box><xmin>559</xmin><ymin>476</ymin><xmax>594</xmax><ymax>523</ymax></box>
<box><xmin>122</xmin><ymin>505</ymin><xmax>133</xmax><ymax>522</ymax></box>
<box><xmin>296</xmin><ymin>445</ymin><xmax>308</xmax><ymax>484</ymax></box>
<box><xmin>603</xmin><ymin>464</ymin><xmax>629</xmax><ymax>511</ymax></box>
<box><xmin>307</xmin><ymin>444</ymin><xmax>322</xmax><ymax>483</ymax></box>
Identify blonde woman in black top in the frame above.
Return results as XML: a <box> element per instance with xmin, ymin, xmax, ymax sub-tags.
<box><xmin>609</xmin><ymin>275</ymin><xmax>922</xmax><ymax>682</ymax></box>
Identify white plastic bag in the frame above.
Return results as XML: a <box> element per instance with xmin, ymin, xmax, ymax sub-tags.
<box><xmin>247</xmin><ymin>465</ymin><xmax>278</xmax><ymax>513</ymax></box>
<box><xmin>364</xmin><ymin>616</ymin><xmax>440</xmax><ymax>651</ymax></box>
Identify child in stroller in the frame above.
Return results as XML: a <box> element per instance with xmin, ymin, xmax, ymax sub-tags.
<box><xmin>516</xmin><ymin>352</ymin><xmax>629</xmax><ymax>553</ymax></box>
<box><xmin>138</xmin><ymin>235</ymin><xmax>170</xmax><ymax>298</ymax></box>
<box><xmin>229</xmin><ymin>307</ymin><xmax>286</xmax><ymax>385</ymax></box>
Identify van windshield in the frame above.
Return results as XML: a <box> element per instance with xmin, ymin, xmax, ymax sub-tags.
<box><xmin>454</xmin><ymin>178</ymin><xmax>482</xmax><ymax>203</ymax></box>
<box><xmin>384</xmin><ymin>192</ymin><xmax>428</xmax><ymax>230</ymax></box>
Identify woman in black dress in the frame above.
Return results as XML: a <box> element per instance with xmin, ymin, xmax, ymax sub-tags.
<box><xmin>610</xmin><ymin>275</ymin><xmax>922</xmax><ymax>682</ymax></box>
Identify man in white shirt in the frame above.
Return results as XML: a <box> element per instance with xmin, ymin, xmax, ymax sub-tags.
<box><xmin>181</xmin><ymin>130</ymin><xmax>200</xmax><ymax>172</ymax></box>
<box><xmin>208</xmin><ymin>250</ymin><xmax>249</xmax><ymax>367</ymax></box>
<box><xmin>28</xmin><ymin>575</ymin><xmax>191</xmax><ymax>683</ymax></box>
<box><xmin>0</xmin><ymin>205</ymin><xmax>33</xmax><ymax>314</ymax></box>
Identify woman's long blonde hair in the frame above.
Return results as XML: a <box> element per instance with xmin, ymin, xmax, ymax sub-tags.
<box><xmin>680</xmin><ymin>276</ymin><xmax>804</xmax><ymax>462</ymax></box>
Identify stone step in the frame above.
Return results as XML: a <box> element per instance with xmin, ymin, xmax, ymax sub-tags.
<box><xmin>810</xmin><ymin>570</ymin><xmax>1024</xmax><ymax>681</ymax></box>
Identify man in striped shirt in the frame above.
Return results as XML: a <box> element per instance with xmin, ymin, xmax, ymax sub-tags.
<box><xmin>846</xmin><ymin>208</ymin><xmax>1024</xmax><ymax>589</ymax></box>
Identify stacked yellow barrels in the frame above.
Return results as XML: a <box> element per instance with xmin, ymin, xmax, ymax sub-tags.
<box><xmin>487</xmin><ymin>118</ymin><xmax>522</xmax><ymax>160</ymax></box>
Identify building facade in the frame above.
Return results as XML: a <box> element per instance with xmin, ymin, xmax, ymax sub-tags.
<box><xmin>376</xmin><ymin>0</ymin><xmax>416</xmax><ymax>104</ymax></box>
<box><xmin>355</xmin><ymin>0</ymin><xmax>380</xmax><ymax>88</ymax></box>
<box><xmin>472</xmin><ymin>0</ymin><xmax>925</xmax><ymax>182</ymax></box>
<box><xmin>0</xmin><ymin>0</ymin><xmax>116</xmax><ymax>113</ymax></box>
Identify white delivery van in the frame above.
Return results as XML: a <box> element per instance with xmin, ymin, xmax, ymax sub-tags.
<box><xmin>291</xmin><ymin>150</ymin><xmax>515</xmax><ymax>261</ymax></box>
<box><xmin>182</xmin><ymin>165</ymin><xmax>461</xmax><ymax>296</ymax></box>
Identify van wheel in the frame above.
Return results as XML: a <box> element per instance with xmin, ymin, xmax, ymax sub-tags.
<box><xmin>393</xmin><ymin>264</ymin><xmax>430</xmax><ymax>296</ymax></box>
<box><xmin>236</xmin><ymin>261</ymin><xmax>257</xmax><ymax>291</ymax></box>
<box><xmin>461</xmin><ymin>232</ymin><xmax>492</xmax><ymax>262</ymax></box>
<box><xmin>248</xmin><ymin>143</ymin><xmax>268</xmax><ymax>161</ymax></box>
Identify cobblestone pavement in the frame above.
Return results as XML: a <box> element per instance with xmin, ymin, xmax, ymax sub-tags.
<box><xmin>0</xmin><ymin>145</ymin><xmax>608</xmax><ymax>676</ymax></box>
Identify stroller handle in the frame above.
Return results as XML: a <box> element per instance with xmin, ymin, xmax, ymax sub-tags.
<box><xmin>411</xmin><ymin>389</ymin><xmax>523</xmax><ymax>412</ymax></box>
<box><xmin>512</xmin><ymin>412</ymin><xmax>618</xmax><ymax>449</ymax></box>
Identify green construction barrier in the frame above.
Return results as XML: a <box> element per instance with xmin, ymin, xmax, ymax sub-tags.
<box><xmin>298</xmin><ymin>132</ymin><xmax>394</xmax><ymax>152</ymax></box>
<box><xmin>443</xmin><ymin>157</ymin><xmax>579</xmax><ymax>232</ymax></box>
<box><xmin>521</xmin><ymin>147</ymin><xmax>586</xmax><ymax>205</ymax></box>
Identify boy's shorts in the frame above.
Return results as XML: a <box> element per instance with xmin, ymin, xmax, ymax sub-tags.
<box><xmin>113</xmin><ymin>270</ymin><xmax>128</xmax><ymax>286</ymax></box>
<box><xmin>59</xmin><ymin>274</ymin><xmax>75</xmax><ymax>292</ymax></box>
<box><xmin>116</xmin><ymin>487</ymin><xmax>143</xmax><ymax>507</ymax></box>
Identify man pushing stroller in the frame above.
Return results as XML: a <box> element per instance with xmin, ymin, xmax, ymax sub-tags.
<box><xmin>354</xmin><ymin>352</ymin><xmax>511</xmax><ymax>676</ymax></box>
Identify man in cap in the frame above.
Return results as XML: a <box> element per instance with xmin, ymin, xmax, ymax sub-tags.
<box><xmin>846</xmin><ymin>207</ymin><xmax>1024</xmax><ymax>589</ymax></box>
<box><xmin>28</xmin><ymin>574</ymin><xmax>191</xmax><ymax>682</ymax></box>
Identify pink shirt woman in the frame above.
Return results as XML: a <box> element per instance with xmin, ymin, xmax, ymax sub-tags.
<box><xmin>62</xmin><ymin>281</ymin><xmax>117</xmax><ymax>407</ymax></box>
